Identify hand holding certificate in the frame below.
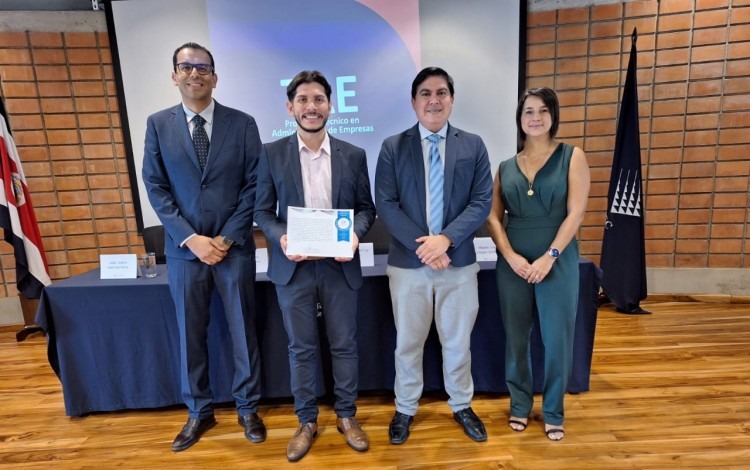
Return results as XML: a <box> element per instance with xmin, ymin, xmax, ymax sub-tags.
<box><xmin>286</xmin><ymin>206</ymin><xmax>354</xmax><ymax>258</ymax></box>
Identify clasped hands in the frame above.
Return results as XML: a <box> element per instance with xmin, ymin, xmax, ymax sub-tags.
<box><xmin>187</xmin><ymin>235</ymin><xmax>233</xmax><ymax>265</ymax></box>
<box><xmin>507</xmin><ymin>251</ymin><xmax>554</xmax><ymax>284</ymax></box>
<box><xmin>416</xmin><ymin>234</ymin><xmax>451</xmax><ymax>271</ymax></box>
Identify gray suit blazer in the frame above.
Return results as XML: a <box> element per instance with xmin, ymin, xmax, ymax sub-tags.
<box><xmin>375</xmin><ymin>123</ymin><xmax>493</xmax><ymax>268</ymax></box>
<box><xmin>142</xmin><ymin>101</ymin><xmax>261</xmax><ymax>259</ymax></box>
<box><xmin>254</xmin><ymin>134</ymin><xmax>376</xmax><ymax>289</ymax></box>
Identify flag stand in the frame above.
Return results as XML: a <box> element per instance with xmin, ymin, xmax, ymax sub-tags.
<box><xmin>16</xmin><ymin>293</ymin><xmax>43</xmax><ymax>341</ymax></box>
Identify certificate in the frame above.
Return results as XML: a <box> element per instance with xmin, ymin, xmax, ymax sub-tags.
<box><xmin>286</xmin><ymin>206</ymin><xmax>354</xmax><ymax>258</ymax></box>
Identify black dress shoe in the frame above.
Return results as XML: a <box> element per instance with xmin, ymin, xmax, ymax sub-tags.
<box><xmin>453</xmin><ymin>407</ymin><xmax>487</xmax><ymax>442</ymax></box>
<box><xmin>389</xmin><ymin>411</ymin><xmax>414</xmax><ymax>445</ymax></box>
<box><xmin>172</xmin><ymin>416</ymin><xmax>217</xmax><ymax>452</ymax></box>
<box><xmin>238</xmin><ymin>413</ymin><xmax>267</xmax><ymax>443</ymax></box>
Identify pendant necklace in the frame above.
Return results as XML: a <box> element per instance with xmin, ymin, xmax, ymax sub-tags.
<box><xmin>520</xmin><ymin>143</ymin><xmax>556</xmax><ymax>196</ymax></box>
<box><xmin>521</xmin><ymin>156</ymin><xmax>535</xmax><ymax>196</ymax></box>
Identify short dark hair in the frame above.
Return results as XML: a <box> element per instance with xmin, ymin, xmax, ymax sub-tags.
<box><xmin>516</xmin><ymin>87</ymin><xmax>560</xmax><ymax>143</ymax></box>
<box><xmin>286</xmin><ymin>70</ymin><xmax>332</xmax><ymax>102</ymax></box>
<box><xmin>172</xmin><ymin>42</ymin><xmax>215</xmax><ymax>72</ymax></box>
<box><xmin>411</xmin><ymin>67</ymin><xmax>454</xmax><ymax>99</ymax></box>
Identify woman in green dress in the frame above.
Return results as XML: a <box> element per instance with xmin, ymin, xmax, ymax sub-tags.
<box><xmin>486</xmin><ymin>88</ymin><xmax>590</xmax><ymax>441</ymax></box>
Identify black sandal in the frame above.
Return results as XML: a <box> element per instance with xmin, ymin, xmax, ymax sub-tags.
<box><xmin>545</xmin><ymin>427</ymin><xmax>564</xmax><ymax>441</ymax></box>
<box><xmin>508</xmin><ymin>418</ymin><xmax>528</xmax><ymax>432</ymax></box>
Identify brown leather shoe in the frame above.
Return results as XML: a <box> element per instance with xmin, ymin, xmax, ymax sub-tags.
<box><xmin>286</xmin><ymin>422</ymin><xmax>318</xmax><ymax>462</ymax></box>
<box><xmin>336</xmin><ymin>416</ymin><xmax>369</xmax><ymax>452</ymax></box>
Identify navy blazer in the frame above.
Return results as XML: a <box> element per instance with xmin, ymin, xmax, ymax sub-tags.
<box><xmin>375</xmin><ymin>123</ymin><xmax>493</xmax><ymax>268</ymax></box>
<box><xmin>142</xmin><ymin>101</ymin><xmax>261</xmax><ymax>259</ymax></box>
<box><xmin>254</xmin><ymin>134</ymin><xmax>376</xmax><ymax>289</ymax></box>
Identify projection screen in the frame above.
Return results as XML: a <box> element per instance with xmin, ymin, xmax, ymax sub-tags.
<box><xmin>106</xmin><ymin>0</ymin><xmax>524</xmax><ymax>229</ymax></box>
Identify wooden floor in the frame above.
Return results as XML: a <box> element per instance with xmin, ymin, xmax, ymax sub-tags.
<box><xmin>2</xmin><ymin>301</ymin><xmax>750</xmax><ymax>469</ymax></box>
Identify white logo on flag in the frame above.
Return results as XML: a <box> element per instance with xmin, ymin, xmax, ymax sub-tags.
<box><xmin>610</xmin><ymin>169</ymin><xmax>641</xmax><ymax>217</ymax></box>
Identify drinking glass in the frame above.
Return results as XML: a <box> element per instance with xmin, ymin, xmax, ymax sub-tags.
<box><xmin>140</xmin><ymin>252</ymin><xmax>157</xmax><ymax>278</ymax></box>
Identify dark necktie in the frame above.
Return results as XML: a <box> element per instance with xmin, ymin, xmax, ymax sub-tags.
<box><xmin>191</xmin><ymin>115</ymin><xmax>209</xmax><ymax>171</ymax></box>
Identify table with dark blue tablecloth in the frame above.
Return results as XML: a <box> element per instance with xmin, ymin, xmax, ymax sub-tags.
<box><xmin>36</xmin><ymin>255</ymin><xmax>601</xmax><ymax>416</ymax></box>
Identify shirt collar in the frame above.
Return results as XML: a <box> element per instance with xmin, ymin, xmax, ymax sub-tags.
<box><xmin>183</xmin><ymin>99</ymin><xmax>215</xmax><ymax>125</ymax></box>
<box><xmin>418</xmin><ymin>123</ymin><xmax>448</xmax><ymax>141</ymax></box>
<box><xmin>297</xmin><ymin>132</ymin><xmax>331</xmax><ymax>156</ymax></box>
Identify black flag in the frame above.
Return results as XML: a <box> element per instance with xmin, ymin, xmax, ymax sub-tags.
<box><xmin>600</xmin><ymin>28</ymin><xmax>649</xmax><ymax>314</ymax></box>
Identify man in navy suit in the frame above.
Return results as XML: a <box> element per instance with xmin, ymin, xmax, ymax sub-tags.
<box><xmin>255</xmin><ymin>70</ymin><xmax>375</xmax><ymax>462</ymax></box>
<box><xmin>142</xmin><ymin>42</ymin><xmax>266</xmax><ymax>452</ymax></box>
<box><xmin>375</xmin><ymin>67</ymin><xmax>493</xmax><ymax>445</ymax></box>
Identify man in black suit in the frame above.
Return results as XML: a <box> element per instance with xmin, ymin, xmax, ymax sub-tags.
<box><xmin>255</xmin><ymin>70</ymin><xmax>375</xmax><ymax>462</ymax></box>
<box><xmin>142</xmin><ymin>42</ymin><xmax>266</xmax><ymax>451</ymax></box>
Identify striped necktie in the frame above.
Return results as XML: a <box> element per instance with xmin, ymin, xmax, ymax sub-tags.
<box><xmin>191</xmin><ymin>115</ymin><xmax>209</xmax><ymax>171</ymax></box>
<box><xmin>427</xmin><ymin>134</ymin><xmax>443</xmax><ymax>235</ymax></box>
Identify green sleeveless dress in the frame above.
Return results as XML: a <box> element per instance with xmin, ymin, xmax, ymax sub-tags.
<box><xmin>494</xmin><ymin>142</ymin><xmax>579</xmax><ymax>425</ymax></box>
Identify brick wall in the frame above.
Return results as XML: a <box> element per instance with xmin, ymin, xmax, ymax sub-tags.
<box><xmin>0</xmin><ymin>0</ymin><xmax>748</xmax><ymax>299</ymax></box>
<box><xmin>0</xmin><ymin>30</ymin><xmax>137</xmax><ymax>296</ymax></box>
<box><xmin>526</xmin><ymin>0</ymin><xmax>750</xmax><ymax>269</ymax></box>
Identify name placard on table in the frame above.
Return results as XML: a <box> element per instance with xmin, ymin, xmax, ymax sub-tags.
<box><xmin>473</xmin><ymin>237</ymin><xmax>498</xmax><ymax>262</ymax></box>
<box><xmin>358</xmin><ymin>242</ymin><xmax>374</xmax><ymax>267</ymax></box>
<box><xmin>100</xmin><ymin>254</ymin><xmax>138</xmax><ymax>279</ymax></box>
<box><xmin>256</xmin><ymin>248</ymin><xmax>268</xmax><ymax>273</ymax></box>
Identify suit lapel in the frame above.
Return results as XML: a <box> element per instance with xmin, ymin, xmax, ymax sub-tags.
<box><xmin>408</xmin><ymin>125</ymin><xmax>428</xmax><ymax>226</ymax></box>
<box><xmin>170</xmin><ymin>105</ymin><xmax>202</xmax><ymax>173</ymax></box>
<box><xmin>205</xmin><ymin>101</ymin><xmax>229</xmax><ymax>175</ymax></box>
<box><xmin>443</xmin><ymin>124</ymin><xmax>459</xmax><ymax>210</ymax></box>
<box><xmin>329</xmin><ymin>135</ymin><xmax>342</xmax><ymax>207</ymax></box>
<box><xmin>288</xmin><ymin>135</ymin><xmax>305</xmax><ymax>205</ymax></box>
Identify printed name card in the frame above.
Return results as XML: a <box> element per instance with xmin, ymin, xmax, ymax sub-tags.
<box><xmin>473</xmin><ymin>237</ymin><xmax>498</xmax><ymax>262</ymax></box>
<box><xmin>358</xmin><ymin>242</ymin><xmax>374</xmax><ymax>267</ymax></box>
<box><xmin>256</xmin><ymin>248</ymin><xmax>268</xmax><ymax>274</ymax></box>
<box><xmin>100</xmin><ymin>254</ymin><xmax>138</xmax><ymax>279</ymax></box>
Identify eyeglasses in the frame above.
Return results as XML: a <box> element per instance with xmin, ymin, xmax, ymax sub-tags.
<box><xmin>175</xmin><ymin>62</ymin><xmax>214</xmax><ymax>76</ymax></box>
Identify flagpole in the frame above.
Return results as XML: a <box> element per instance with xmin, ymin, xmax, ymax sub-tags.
<box><xmin>599</xmin><ymin>27</ymin><xmax>650</xmax><ymax>314</ymax></box>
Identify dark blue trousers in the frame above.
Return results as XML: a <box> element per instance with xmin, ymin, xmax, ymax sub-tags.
<box><xmin>168</xmin><ymin>254</ymin><xmax>261</xmax><ymax>419</ymax></box>
<box><xmin>275</xmin><ymin>259</ymin><xmax>359</xmax><ymax>424</ymax></box>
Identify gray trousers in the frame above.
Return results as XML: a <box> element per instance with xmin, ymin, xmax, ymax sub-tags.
<box><xmin>387</xmin><ymin>262</ymin><xmax>480</xmax><ymax>416</ymax></box>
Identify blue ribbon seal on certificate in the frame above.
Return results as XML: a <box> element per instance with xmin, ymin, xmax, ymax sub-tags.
<box><xmin>335</xmin><ymin>211</ymin><xmax>352</xmax><ymax>242</ymax></box>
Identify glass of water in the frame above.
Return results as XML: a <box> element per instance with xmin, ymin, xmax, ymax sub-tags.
<box><xmin>140</xmin><ymin>252</ymin><xmax>157</xmax><ymax>278</ymax></box>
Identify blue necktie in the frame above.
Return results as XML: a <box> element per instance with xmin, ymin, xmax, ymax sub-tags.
<box><xmin>192</xmin><ymin>115</ymin><xmax>209</xmax><ymax>171</ymax></box>
<box><xmin>427</xmin><ymin>134</ymin><xmax>443</xmax><ymax>235</ymax></box>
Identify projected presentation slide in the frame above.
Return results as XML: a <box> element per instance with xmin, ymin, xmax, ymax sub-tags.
<box><xmin>109</xmin><ymin>0</ymin><xmax>521</xmax><ymax>229</ymax></box>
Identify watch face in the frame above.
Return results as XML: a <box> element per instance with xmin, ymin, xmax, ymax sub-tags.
<box><xmin>550</xmin><ymin>248</ymin><xmax>560</xmax><ymax>258</ymax></box>
<box><xmin>336</xmin><ymin>217</ymin><xmax>352</xmax><ymax>230</ymax></box>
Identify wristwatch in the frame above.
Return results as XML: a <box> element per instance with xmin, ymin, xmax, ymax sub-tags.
<box><xmin>222</xmin><ymin>236</ymin><xmax>235</xmax><ymax>247</ymax></box>
<box><xmin>547</xmin><ymin>247</ymin><xmax>560</xmax><ymax>259</ymax></box>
